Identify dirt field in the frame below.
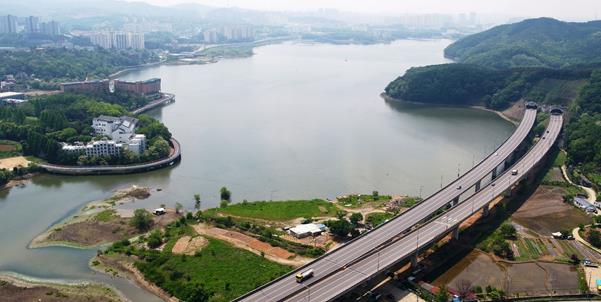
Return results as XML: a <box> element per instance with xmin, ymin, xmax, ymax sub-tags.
<box><xmin>0</xmin><ymin>277</ymin><xmax>122</xmax><ymax>302</ymax></box>
<box><xmin>512</xmin><ymin>186</ymin><xmax>591</xmax><ymax>235</ymax></box>
<box><xmin>501</xmin><ymin>99</ymin><xmax>526</xmax><ymax>122</ymax></box>
<box><xmin>0</xmin><ymin>156</ymin><xmax>30</xmax><ymax>170</ymax></box>
<box><xmin>435</xmin><ymin>251</ymin><xmax>579</xmax><ymax>296</ymax></box>
<box><xmin>192</xmin><ymin>223</ymin><xmax>310</xmax><ymax>267</ymax></box>
<box><xmin>47</xmin><ymin>219</ymin><xmax>140</xmax><ymax>246</ymax></box>
<box><xmin>171</xmin><ymin>235</ymin><xmax>208</xmax><ymax>255</ymax></box>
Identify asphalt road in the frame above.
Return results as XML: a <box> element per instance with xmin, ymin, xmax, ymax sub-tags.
<box><xmin>285</xmin><ymin>114</ymin><xmax>563</xmax><ymax>302</ymax></box>
<box><xmin>237</xmin><ymin>109</ymin><xmax>537</xmax><ymax>302</ymax></box>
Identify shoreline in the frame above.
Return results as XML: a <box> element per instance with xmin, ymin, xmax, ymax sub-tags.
<box><xmin>380</xmin><ymin>93</ymin><xmax>520</xmax><ymax>126</ymax></box>
<box><xmin>0</xmin><ymin>271</ymin><xmax>127</xmax><ymax>302</ymax></box>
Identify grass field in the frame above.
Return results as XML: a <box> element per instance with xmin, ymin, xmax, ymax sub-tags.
<box><xmin>135</xmin><ymin>238</ymin><xmax>291</xmax><ymax>302</ymax></box>
<box><xmin>209</xmin><ymin>199</ymin><xmax>338</xmax><ymax>221</ymax></box>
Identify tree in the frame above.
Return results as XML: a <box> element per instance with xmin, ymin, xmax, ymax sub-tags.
<box><xmin>175</xmin><ymin>202</ymin><xmax>183</xmax><ymax>215</ymax></box>
<box><xmin>336</xmin><ymin>210</ymin><xmax>347</xmax><ymax>220</ymax></box>
<box><xmin>499</xmin><ymin>223</ymin><xmax>517</xmax><ymax>239</ymax></box>
<box><xmin>328</xmin><ymin>219</ymin><xmax>353</xmax><ymax>238</ymax></box>
<box><xmin>588</xmin><ymin>230</ymin><xmax>601</xmax><ymax>248</ymax></box>
<box><xmin>131</xmin><ymin>209</ymin><xmax>153</xmax><ymax>232</ymax></box>
<box><xmin>194</xmin><ymin>194</ymin><xmax>201</xmax><ymax>210</ymax></box>
<box><xmin>220</xmin><ymin>186</ymin><xmax>231</xmax><ymax>202</ymax></box>
<box><xmin>372</xmin><ymin>190</ymin><xmax>379</xmax><ymax>200</ymax></box>
<box><xmin>436</xmin><ymin>286</ymin><xmax>450</xmax><ymax>302</ymax></box>
<box><xmin>350</xmin><ymin>212</ymin><xmax>363</xmax><ymax>225</ymax></box>
<box><xmin>147</xmin><ymin>229</ymin><xmax>162</xmax><ymax>248</ymax></box>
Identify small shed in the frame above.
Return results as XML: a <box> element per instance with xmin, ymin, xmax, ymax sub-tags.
<box><xmin>574</xmin><ymin>197</ymin><xmax>596</xmax><ymax>213</ymax></box>
<box><xmin>289</xmin><ymin>223</ymin><xmax>327</xmax><ymax>238</ymax></box>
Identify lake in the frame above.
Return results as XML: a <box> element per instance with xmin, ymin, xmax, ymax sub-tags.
<box><xmin>0</xmin><ymin>39</ymin><xmax>514</xmax><ymax>301</ymax></box>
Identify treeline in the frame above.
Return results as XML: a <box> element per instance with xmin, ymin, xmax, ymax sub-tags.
<box><xmin>0</xmin><ymin>93</ymin><xmax>171</xmax><ymax>166</ymax></box>
<box><xmin>444</xmin><ymin>18</ymin><xmax>601</xmax><ymax>69</ymax></box>
<box><xmin>0</xmin><ymin>47</ymin><xmax>159</xmax><ymax>81</ymax></box>
<box><xmin>384</xmin><ymin>63</ymin><xmax>591</xmax><ymax>109</ymax></box>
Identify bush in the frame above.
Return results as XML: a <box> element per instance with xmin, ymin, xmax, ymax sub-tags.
<box><xmin>131</xmin><ymin>209</ymin><xmax>153</xmax><ymax>232</ymax></box>
<box><xmin>147</xmin><ymin>230</ymin><xmax>163</xmax><ymax>249</ymax></box>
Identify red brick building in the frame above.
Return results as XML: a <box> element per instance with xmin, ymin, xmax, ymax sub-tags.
<box><xmin>114</xmin><ymin>78</ymin><xmax>161</xmax><ymax>96</ymax></box>
<box><xmin>60</xmin><ymin>80</ymin><xmax>110</xmax><ymax>94</ymax></box>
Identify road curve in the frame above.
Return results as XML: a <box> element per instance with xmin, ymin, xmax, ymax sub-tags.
<box><xmin>285</xmin><ymin>114</ymin><xmax>563</xmax><ymax>302</ymax></box>
<box><xmin>38</xmin><ymin>138</ymin><xmax>181</xmax><ymax>175</ymax></box>
<box><xmin>236</xmin><ymin>109</ymin><xmax>537</xmax><ymax>302</ymax></box>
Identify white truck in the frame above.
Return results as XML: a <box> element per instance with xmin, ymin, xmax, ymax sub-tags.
<box><xmin>296</xmin><ymin>269</ymin><xmax>314</xmax><ymax>283</ymax></box>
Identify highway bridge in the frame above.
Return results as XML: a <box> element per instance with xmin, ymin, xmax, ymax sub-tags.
<box><xmin>236</xmin><ymin>107</ymin><xmax>550</xmax><ymax>302</ymax></box>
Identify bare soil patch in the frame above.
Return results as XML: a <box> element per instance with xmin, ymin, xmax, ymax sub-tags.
<box><xmin>171</xmin><ymin>235</ymin><xmax>208</xmax><ymax>255</ymax></box>
<box><xmin>48</xmin><ymin>219</ymin><xmax>139</xmax><ymax>246</ymax></box>
<box><xmin>501</xmin><ymin>99</ymin><xmax>525</xmax><ymax>122</ymax></box>
<box><xmin>512</xmin><ymin>186</ymin><xmax>591</xmax><ymax>235</ymax></box>
<box><xmin>0</xmin><ymin>156</ymin><xmax>30</xmax><ymax>170</ymax></box>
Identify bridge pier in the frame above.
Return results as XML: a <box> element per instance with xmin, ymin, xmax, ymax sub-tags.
<box><xmin>451</xmin><ymin>197</ymin><xmax>459</xmax><ymax>207</ymax></box>
<box><xmin>411</xmin><ymin>253</ymin><xmax>418</xmax><ymax>267</ymax></box>
<box><xmin>475</xmin><ymin>180</ymin><xmax>481</xmax><ymax>192</ymax></box>
<box><xmin>482</xmin><ymin>203</ymin><xmax>490</xmax><ymax>217</ymax></box>
<box><xmin>491</xmin><ymin>167</ymin><xmax>498</xmax><ymax>180</ymax></box>
<box><xmin>452</xmin><ymin>227</ymin><xmax>460</xmax><ymax>240</ymax></box>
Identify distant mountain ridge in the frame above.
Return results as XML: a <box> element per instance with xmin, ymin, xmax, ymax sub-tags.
<box><xmin>444</xmin><ymin>17</ymin><xmax>601</xmax><ymax>69</ymax></box>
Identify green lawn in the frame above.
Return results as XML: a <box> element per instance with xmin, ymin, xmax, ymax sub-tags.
<box><xmin>94</xmin><ymin>210</ymin><xmax>117</xmax><ymax>222</ymax></box>
<box><xmin>210</xmin><ymin>199</ymin><xmax>338</xmax><ymax>221</ymax></box>
<box><xmin>365</xmin><ymin>212</ymin><xmax>394</xmax><ymax>227</ymax></box>
<box><xmin>553</xmin><ymin>150</ymin><xmax>567</xmax><ymax>167</ymax></box>
<box><xmin>135</xmin><ymin>238</ymin><xmax>291</xmax><ymax>302</ymax></box>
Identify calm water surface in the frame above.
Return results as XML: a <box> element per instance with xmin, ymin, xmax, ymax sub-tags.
<box><xmin>0</xmin><ymin>40</ymin><xmax>513</xmax><ymax>300</ymax></box>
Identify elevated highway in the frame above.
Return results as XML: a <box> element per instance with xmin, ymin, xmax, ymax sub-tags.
<box><xmin>237</xmin><ymin>108</ymin><xmax>539</xmax><ymax>302</ymax></box>
<box><xmin>285</xmin><ymin>113</ymin><xmax>563</xmax><ymax>302</ymax></box>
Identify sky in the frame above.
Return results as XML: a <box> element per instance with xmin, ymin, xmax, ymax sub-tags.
<box><xmin>137</xmin><ymin>0</ymin><xmax>601</xmax><ymax>21</ymax></box>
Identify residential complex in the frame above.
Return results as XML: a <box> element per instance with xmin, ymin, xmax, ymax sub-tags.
<box><xmin>60</xmin><ymin>78</ymin><xmax>161</xmax><ymax>97</ymax></box>
<box><xmin>0</xmin><ymin>15</ymin><xmax>60</xmax><ymax>35</ymax></box>
<box><xmin>62</xmin><ymin>116</ymin><xmax>147</xmax><ymax>157</ymax></box>
<box><xmin>89</xmin><ymin>31</ymin><xmax>145</xmax><ymax>49</ymax></box>
<box><xmin>202</xmin><ymin>25</ymin><xmax>254</xmax><ymax>43</ymax></box>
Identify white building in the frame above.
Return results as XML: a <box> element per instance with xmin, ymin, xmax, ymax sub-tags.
<box><xmin>89</xmin><ymin>31</ymin><xmax>145</xmax><ymax>49</ymax></box>
<box><xmin>127</xmin><ymin>134</ymin><xmax>147</xmax><ymax>155</ymax></box>
<box><xmin>92</xmin><ymin>115</ymin><xmax>138</xmax><ymax>143</ymax></box>
<box><xmin>62</xmin><ymin>140</ymin><xmax>123</xmax><ymax>157</ymax></box>
<box><xmin>289</xmin><ymin>223</ymin><xmax>327</xmax><ymax>238</ymax></box>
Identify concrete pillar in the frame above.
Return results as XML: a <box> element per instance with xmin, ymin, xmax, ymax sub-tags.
<box><xmin>475</xmin><ymin>180</ymin><xmax>481</xmax><ymax>192</ymax></box>
<box><xmin>482</xmin><ymin>203</ymin><xmax>490</xmax><ymax>217</ymax></box>
<box><xmin>491</xmin><ymin>167</ymin><xmax>498</xmax><ymax>180</ymax></box>
<box><xmin>453</xmin><ymin>227</ymin><xmax>460</xmax><ymax>240</ymax></box>
<box><xmin>452</xmin><ymin>197</ymin><xmax>459</xmax><ymax>207</ymax></box>
<box><xmin>504</xmin><ymin>188</ymin><xmax>512</xmax><ymax>198</ymax></box>
<box><xmin>411</xmin><ymin>253</ymin><xmax>418</xmax><ymax>267</ymax></box>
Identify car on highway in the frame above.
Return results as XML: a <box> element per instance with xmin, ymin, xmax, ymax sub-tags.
<box><xmin>296</xmin><ymin>269</ymin><xmax>314</xmax><ymax>283</ymax></box>
<box><xmin>511</xmin><ymin>169</ymin><xmax>518</xmax><ymax>175</ymax></box>
<box><xmin>456</xmin><ymin>185</ymin><xmax>462</xmax><ymax>190</ymax></box>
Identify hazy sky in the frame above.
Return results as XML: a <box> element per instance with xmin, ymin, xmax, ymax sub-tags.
<box><xmin>139</xmin><ymin>0</ymin><xmax>601</xmax><ymax>20</ymax></box>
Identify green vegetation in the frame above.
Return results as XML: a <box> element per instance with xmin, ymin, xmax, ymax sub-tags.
<box><xmin>106</xmin><ymin>217</ymin><xmax>291</xmax><ymax>302</ymax></box>
<box><xmin>365</xmin><ymin>212</ymin><xmax>394</xmax><ymax>227</ymax></box>
<box><xmin>135</xmin><ymin>238</ymin><xmax>290</xmax><ymax>302</ymax></box>
<box><xmin>208</xmin><ymin>199</ymin><xmax>338</xmax><ymax>221</ymax></box>
<box><xmin>385</xmin><ymin>63</ymin><xmax>590</xmax><ymax>109</ymax></box>
<box><xmin>131</xmin><ymin>209</ymin><xmax>153</xmax><ymax>232</ymax></box>
<box><xmin>0</xmin><ymin>93</ymin><xmax>171</xmax><ymax>166</ymax></box>
<box><xmin>445</xmin><ymin>18</ymin><xmax>601</xmax><ymax>69</ymax></box>
<box><xmin>0</xmin><ymin>48</ymin><xmax>158</xmax><ymax>82</ymax></box>
<box><xmin>0</xmin><ymin>140</ymin><xmax>22</xmax><ymax>158</ymax></box>
<box><xmin>337</xmin><ymin>193</ymin><xmax>391</xmax><ymax>208</ymax></box>
<box><xmin>95</xmin><ymin>209</ymin><xmax>117</xmax><ymax>222</ymax></box>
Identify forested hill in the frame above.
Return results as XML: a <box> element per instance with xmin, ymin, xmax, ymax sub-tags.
<box><xmin>444</xmin><ymin>18</ymin><xmax>601</xmax><ymax>69</ymax></box>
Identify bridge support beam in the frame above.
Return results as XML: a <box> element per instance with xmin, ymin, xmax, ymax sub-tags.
<box><xmin>452</xmin><ymin>197</ymin><xmax>459</xmax><ymax>207</ymax></box>
<box><xmin>491</xmin><ymin>167</ymin><xmax>498</xmax><ymax>180</ymax></box>
<box><xmin>475</xmin><ymin>180</ymin><xmax>481</xmax><ymax>192</ymax></box>
<box><xmin>452</xmin><ymin>227</ymin><xmax>460</xmax><ymax>240</ymax></box>
<box><xmin>482</xmin><ymin>203</ymin><xmax>490</xmax><ymax>217</ymax></box>
<box><xmin>504</xmin><ymin>188</ymin><xmax>512</xmax><ymax>198</ymax></box>
<box><xmin>411</xmin><ymin>253</ymin><xmax>418</xmax><ymax>267</ymax></box>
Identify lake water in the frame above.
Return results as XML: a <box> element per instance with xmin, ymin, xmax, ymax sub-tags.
<box><xmin>0</xmin><ymin>40</ymin><xmax>514</xmax><ymax>301</ymax></box>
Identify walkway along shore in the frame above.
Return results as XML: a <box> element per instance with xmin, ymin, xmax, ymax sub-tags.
<box><xmin>39</xmin><ymin>138</ymin><xmax>181</xmax><ymax>175</ymax></box>
<box><xmin>131</xmin><ymin>92</ymin><xmax>175</xmax><ymax>115</ymax></box>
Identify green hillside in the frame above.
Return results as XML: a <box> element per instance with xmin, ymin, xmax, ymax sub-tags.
<box><xmin>444</xmin><ymin>18</ymin><xmax>601</xmax><ymax>69</ymax></box>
